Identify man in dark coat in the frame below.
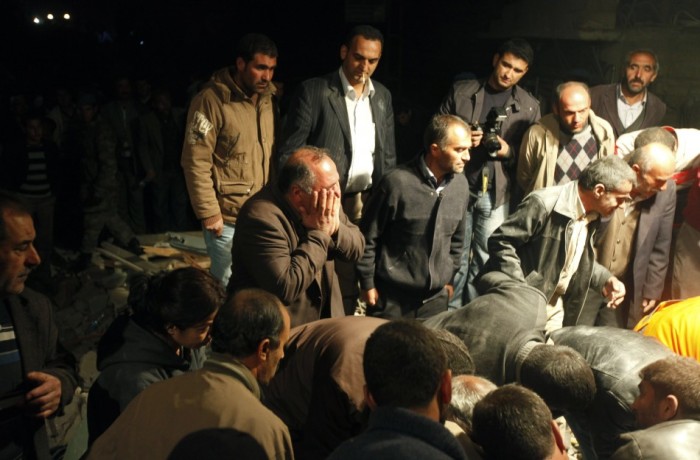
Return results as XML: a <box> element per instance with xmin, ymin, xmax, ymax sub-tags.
<box><xmin>277</xmin><ymin>24</ymin><xmax>396</xmax><ymax>314</ymax></box>
<box><xmin>264</xmin><ymin>316</ymin><xmax>386</xmax><ymax>459</ymax></box>
<box><xmin>0</xmin><ymin>192</ymin><xmax>78</xmax><ymax>459</ymax></box>
<box><xmin>229</xmin><ymin>147</ymin><xmax>364</xmax><ymax>327</ymax></box>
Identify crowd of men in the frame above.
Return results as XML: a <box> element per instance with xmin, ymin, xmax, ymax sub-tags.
<box><xmin>3</xmin><ymin>24</ymin><xmax>700</xmax><ymax>460</ymax></box>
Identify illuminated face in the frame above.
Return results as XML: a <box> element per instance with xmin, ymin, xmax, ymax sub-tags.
<box><xmin>169</xmin><ymin>311</ymin><xmax>218</xmax><ymax>349</ymax></box>
<box><xmin>489</xmin><ymin>52</ymin><xmax>529</xmax><ymax>91</ymax></box>
<box><xmin>633</xmin><ymin>159</ymin><xmax>674</xmax><ymax>200</ymax></box>
<box><xmin>236</xmin><ymin>53</ymin><xmax>277</xmax><ymax>96</ymax></box>
<box><xmin>433</xmin><ymin>124</ymin><xmax>471</xmax><ymax>177</ymax></box>
<box><xmin>624</xmin><ymin>53</ymin><xmax>658</xmax><ymax>96</ymax></box>
<box><xmin>340</xmin><ymin>36</ymin><xmax>382</xmax><ymax>88</ymax></box>
<box><xmin>556</xmin><ymin>85</ymin><xmax>591</xmax><ymax>134</ymax></box>
<box><xmin>258</xmin><ymin>309</ymin><xmax>290</xmax><ymax>384</ymax></box>
<box><xmin>631</xmin><ymin>380</ymin><xmax>666</xmax><ymax>428</ymax></box>
<box><xmin>0</xmin><ymin>211</ymin><xmax>41</xmax><ymax>296</ymax></box>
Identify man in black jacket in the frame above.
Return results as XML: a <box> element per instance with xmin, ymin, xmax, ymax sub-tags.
<box><xmin>357</xmin><ymin>115</ymin><xmax>470</xmax><ymax>318</ymax></box>
<box><xmin>0</xmin><ymin>192</ymin><xmax>78</xmax><ymax>459</ymax></box>
<box><xmin>437</xmin><ymin>38</ymin><xmax>541</xmax><ymax>308</ymax></box>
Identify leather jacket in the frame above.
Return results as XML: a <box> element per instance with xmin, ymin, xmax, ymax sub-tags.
<box><xmin>611</xmin><ymin>420</ymin><xmax>700</xmax><ymax>460</ymax></box>
<box><xmin>551</xmin><ymin>326</ymin><xmax>674</xmax><ymax>459</ymax></box>
<box><xmin>485</xmin><ymin>181</ymin><xmax>612</xmax><ymax>326</ymax></box>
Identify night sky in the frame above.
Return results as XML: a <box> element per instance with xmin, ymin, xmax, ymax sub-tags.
<box><xmin>3</xmin><ymin>0</ymin><xmax>510</xmax><ymax>111</ymax></box>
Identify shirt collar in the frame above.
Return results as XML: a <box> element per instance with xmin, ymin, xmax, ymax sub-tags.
<box><xmin>418</xmin><ymin>154</ymin><xmax>452</xmax><ymax>189</ymax></box>
<box><xmin>616</xmin><ymin>83</ymin><xmax>647</xmax><ymax>106</ymax></box>
<box><xmin>339</xmin><ymin>67</ymin><xmax>374</xmax><ymax>100</ymax></box>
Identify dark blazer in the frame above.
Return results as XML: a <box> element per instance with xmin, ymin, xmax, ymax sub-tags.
<box><xmin>590</xmin><ymin>84</ymin><xmax>667</xmax><ymax>138</ymax></box>
<box><xmin>228</xmin><ymin>184</ymin><xmax>365</xmax><ymax>327</ymax></box>
<box><xmin>277</xmin><ymin>71</ymin><xmax>396</xmax><ymax>191</ymax></box>
<box><xmin>597</xmin><ymin>180</ymin><xmax>676</xmax><ymax>328</ymax></box>
<box><xmin>5</xmin><ymin>289</ymin><xmax>79</xmax><ymax>459</ymax></box>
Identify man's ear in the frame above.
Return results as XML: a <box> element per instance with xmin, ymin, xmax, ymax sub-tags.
<box><xmin>428</xmin><ymin>143</ymin><xmax>441</xmax><ymax>160</ymax></box>
<box><xmin>288</xmin><ymin>184</ymin><xmax>304</xmax><ymax>207</ymax></box>
<box><xmin>363</xmin><ymin>384</ymin><xmax>377</xmax><ymax>411</ymax></box>
<box><xmin>660</xmin><ymin>394</ymin><xmax>680</xmax><ymax>421</ymax></box>
<box><xmin>340</xmin><ymin>45</ymin><xmax>348</xmax><ymax>61</ymax></box>
<box><xmin>551</xmin><ymin>420</ymin><xmax>567</xmax><ymax>456</ymax></box>
<box><xmin>235</xmin><ymin>57</ymin><xmax>246</xmax><ymax>74</ymax></box>
<box><xmin>593</xmin><ymin>183</ymin><xmax>606</xmax><ymax>198</ymax></box>
<box><xmin>439</xmin><ymin>369</ymin><xmax>452</xmax><ymax>406</ymax></box>
<box><xmin>257</xmin><ymin>338</ymin><xmax>271</xmax><ymax>362</ymax></box>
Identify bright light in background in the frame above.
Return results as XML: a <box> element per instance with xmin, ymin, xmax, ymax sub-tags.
<box><xmin>30</xmin><ymin>11</ymin><xmax>71</xmax><ymax>25</ymax></box>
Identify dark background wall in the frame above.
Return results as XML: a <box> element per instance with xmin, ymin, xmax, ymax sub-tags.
<box><xmin>4</xmin><ymin>0</ymin><xmax>700</xmax><ymax>126</ymax></box>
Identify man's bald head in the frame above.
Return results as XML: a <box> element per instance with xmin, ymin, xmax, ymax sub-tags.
<box><xmin>627</xmin><ymin>142</ymin><xmax>675</xmax><ymax>200</ymax></box>
<box><xmin>447</xmin><ymin>375</ymin><xmax>498</xmax><ymax>434</ymax></box>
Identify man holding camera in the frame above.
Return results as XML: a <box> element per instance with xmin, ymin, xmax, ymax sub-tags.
<box><xmin>438</xmin><ymin>38</ymin><xmax>540</xmax><ymax>307</ymax></box>
<box><xmin>517</xmin><ymin>81</ymin><xmax>615</xmax><ymax>195</ymax></box>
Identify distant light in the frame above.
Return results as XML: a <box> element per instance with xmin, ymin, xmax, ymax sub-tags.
<box><xmin>47</xmin><ymin>13</ymin><xmax>54</xmax><ymax>20</ymax></box>
<box><xmin>33</xmin><ymin>17</ymin><xmax>40</xmax><ymax>24</ymax></box>
<box><xmin>63</xmin><ymin>13</ymin><xmax>70</xmax><ymax>20</ymax></box>
<box><xmin>139</xmin><ymin>40</ymin><xmax>144</xmax><ymax>45</ymax></box>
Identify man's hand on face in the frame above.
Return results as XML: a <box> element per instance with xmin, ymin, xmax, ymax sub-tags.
<box><xmin>299</xmin><ymin>188</ymin><xmax>340</xmax><ymax>236</ymax></box>
<box><xmin>25</xmin><ymin>371</ymin><xmax>62</xmax><ymax>419</ymax></box>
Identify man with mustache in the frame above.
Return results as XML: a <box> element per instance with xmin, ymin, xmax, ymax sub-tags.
<box><xmin>590</xmin><ymin>49</ymin><xmax>667</xmax><ymax>138</ymax></box>
<box><xmin>517</xmin><ymin>81</ymin><xmax>616</xmax><ymax>195</ymax></box>
<box><xmin>181</xmin><ymin>33</ymin><xmax>279</xmax><ymax>285</ymax></box>
<box><xmin>277</xmin><ymin>25</ymin><xmax>396</xmax><ymax>315</ymax></box>
<box><xmin>485</xmin><ymin>156</ymin><xmax>635</xmax><ymax>333</ymax></box>
<box><xmin>357</xmin><ymin>115</ymin><xmax>471</xmax><ymax>318</ymax></box>
<box><xmin>0</xmin><ymin>192</ymin><xmax>78</xmax><ymax>459</ymax></box>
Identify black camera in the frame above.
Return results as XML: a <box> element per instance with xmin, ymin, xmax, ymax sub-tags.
<box><xmin>480</xmin><ymin>107</ymin><xmax>508</xmax><ymax>158</ymax></box>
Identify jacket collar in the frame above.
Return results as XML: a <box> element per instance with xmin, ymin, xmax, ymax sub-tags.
<box><xmin>208</xmin><ymin>67</ymin><xmax>276</xmax><ymax>104</ymax></box>
<box><xmin>552</xmin><ymin>181</ymin><xmax>586</xmax><ymax>220</ymax></box>
<box><xmin>203</xmin><ymin>352</ymin><xmax>262</xmax><ymax>400</ymax></box>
